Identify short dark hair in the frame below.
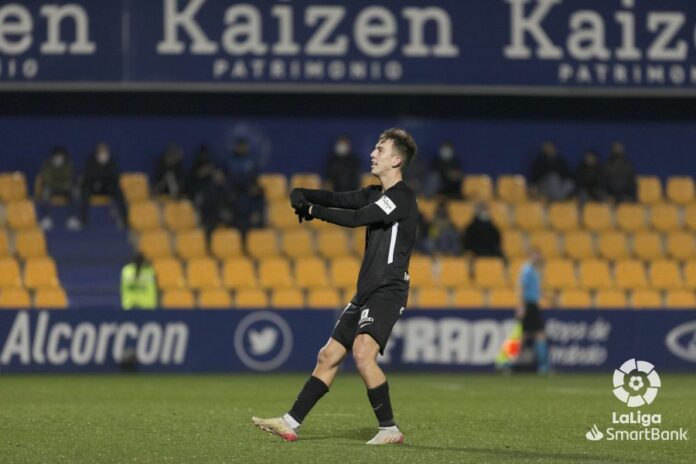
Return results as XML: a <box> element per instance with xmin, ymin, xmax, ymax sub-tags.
<box><xmin>379</xmin><ymin>127</ymin><xmax>417</xmax><ymax>171</ymax></box>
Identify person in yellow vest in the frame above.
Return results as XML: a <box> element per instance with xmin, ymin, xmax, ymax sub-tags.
<box><xmin>121</xmin><ymin>252</ymin><xmax>157</xmax><ymax>310</ymax></box>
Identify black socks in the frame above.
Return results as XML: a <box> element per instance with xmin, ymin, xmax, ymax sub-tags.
<box><xmin>288</xmin><ymin>376</ymin><xmax>329</xmax><ymax>424</ymax></box>
<box><xmin>367</xmin><ymin>382</ymin><xmax>396</xmax><ymax>427</ymax></box>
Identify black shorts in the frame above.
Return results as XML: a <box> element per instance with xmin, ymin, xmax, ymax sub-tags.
<box><xmin>331</xmin><ymin>292</ymin><xmax>406</xmax><ymax>355</ymax></box>
<box><xmin>522</xmin><ymin>302</ymin><xmax>545</xmax><ymax>333</ymax></box>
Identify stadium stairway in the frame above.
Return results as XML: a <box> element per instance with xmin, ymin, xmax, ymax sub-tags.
<box><xmin>46</xmin><ymin>205</ymin><xmax>131</xmax><ymax>309</ymax></box>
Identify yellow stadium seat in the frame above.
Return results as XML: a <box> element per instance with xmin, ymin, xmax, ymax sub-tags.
<box><xmin>268</xmin><ymin>200</ymin><xmax>301</xmax><ymax>230</ymax></box>
<box><xmin>24</xmin><ymin>256</ymin><xmax>59</xmax><ymax>289</ymax></box>
<box><xmin>666</xmin><ymin>231</ymin><xmax>696</xmax><ymax>260</ymax></box>
<box><xmin>563</xmin><ymin>230</ymin><xmax>595</xmax><ymax>259</ymax></box>
<box><xmin>198</xmin><ymin>289</ymin><xmax>232</xmax><ymax>309</ymax></box>
<box><xmin>307</xmin><ymin>288</ymin><xmax>341</xmax><ymax>308</ymax></box>
<box><xmin>163</xmin><ymin>200</ymin><xmax>197</xmax><ymax>231</ymax></box>
<box><xmin>616</xmin><ymin>204</ymin><xmax>647</xmax><ymax>232</ymax></box>
<box><xmin>409</xmin><ymin>255</ymin><xmax>436</xmax><ymax>288</ymax></box>
<box><xmin>258</xmin><ymin>257</ymin><xmax>294</xmax><ymax>289</ymax></box>
<box><xmin>548</xmin><ymin>202</ymin><xmax>579</xmax><ymax>231</ymax></box>
<box><xmin>258</xmin><ymin>173</ymin><xmax>288</xmax><ymax>201</ymax></box>
<box><xmin>579</xmin><ymin>260</ymin><xmax>613</xmax><ymax>290</ymax></box>
<box><xmin>317</xmin><ymin>230</ymin><xmax>351</xmax><ymax>258</ymax></box>
<box><xmin>488</xmin><ymin>289</ymin><xmax>518</xmax><ymax>308</ymax></box>
<box><xmin>637</xmin><ymin>176</ymin><xmax>662</xmax><ymax>204</ymax></box>
<box><xmin>631</xmin><ymin>290</ymin><xmax>662</xmax><ymax>308</ymax></box>
<box><xmin>6</xmin><ymin>200</ymin><xmax>37</xmax><ymax>230</ymax></box>
<box><xmin>417</xmin><ymin>288</ymin><xmax>450</xmax><ymax>308</ymax></box>
<box><xmin>489</xmin><ymin>201</ymin><xmax>512</xmax><ymax>230</ymax></box>
<box><xmin>473</xmin><ymin>257</ymin><xmax>507</xmax><ymax>288</ymax></box>
<box><xmin>139</xmin><ymin>229</ymin><xmax>172</xmax><ymax>260</ymax></box>
<box><xmin>632</xmin><ymin>231</ymin><xmax>663</xmax><ymax>261</ymax></box>
<box><xmin>290</xmin><ymin>173</ymin><xmax>322</xmax><ymax>190</ymax></box>
<box><xmin>666</xmin><ymin>176</ymin><xmax>695</xmax><ymax>204</ymax></box>
<box><xmin>543</xmin><ymin>259</ymin><xmax>577</xmax><ymax>290</ymax></box>
<box><xmin>508</xmin><ymin>258</ymin><xmax>527</xmax><ymax>284</ymax></box>
<box><xmin>330</xmin><ymin>256</ymin><xmax>360</xmax><ymax>292</ymax></box>
<box><xmin>119</xmin><ymin>173</ymin><xmax>149</xmax><ymax>203</ymax></box>
<box><xmin>453</xmin><ymin>288</ymin><xmax>485</xmax><ymax>308</ymax></box>
<box><xmin>595</xmin><ymin>290</ymin><xmax>627</xmax><ymax>308</ymax></box>
<box><xmin>361</xmin><ymin>173</ymin><xmax>377</xmax><ymax>188</ymax></box>
<box><xmin>235</xmin><ymin>289</ymin><xmax>269</xmax><ymax>308</ymax></box>
<box><xmin>15</xmin><ymin>228</ymin><xmax>47</xmax><ymax>259</ymax></box>
<box><xmin>128</xmin><ymin>201</ymin><xmax>161</xmax><ymax>232</ymax></box>
<box><xmin>175</xmin><ymin>229</ymin><xmax>207</xmax><ymax>260</ymax></box>
<box><xmin>186</xmin><ymin>257</ymin><xmax>221</xmax><ymax>290</ymax></box>
<box><xmin>34</xmin><ymin>287</ymin><xmax>68</xmax><ymax>309</ymax></box>
<box><xmin>0</xmin><ymin>229</ymin><xmax>9</xmax><ymax>256</ymax></box>
<box><xmin>246</xmin><ymin>229</ymin><xmax>280</xmax><ymax>259</ymax></box>
<box><xmin>497</xmin><ymin>175</ymin><xmax>527</xmax><ymax>203</ymax></box>
<box><xmin>649</xmin><ymin>260</ymin><xmax>683</xmax><ymax>290</ymax></box>
<box><xmin>351</xmin><ymin>228</ymin><xmax>366</xmax><ymax>256</ymax></box>
<box><xmin>295</xmin><ymin>256</ymin><xmax>328</xmax><ymax>289</ymax></box>
<box><xmin>685</xmin><ymin>204</ymin><xmax>696</xmax><ymax>231</ymax></box>
<box><xmin>665</xmin><ymin>290</ymin><xmax>696</xmax><ymax>308</ymax></box>
<box><xmin>417</xmin><ymin>198</ymin><xmax>438</xmax><ymax>222</ymax></box>
<box><xmin>0</xmin><ymin>172</ymin><xmax>28</xmax><ymax>202</ymax></box>
<box><xmin>598</xmin><ymin>231</ymin><xmax>629</xmax><ymax>260</ymax></box>
<box><xmin>161</xmin><ymin>289</ymin><xmax>194</xmax><ymax>309</ymax></box>
<box><xmin>447</xmin><ymin>201</ymin><xmax>475</xmax><ymax>231</ymax></box>
<box><xmin>558</xmin><ymin>289</ymin><xmax>592</xmax><ymax>308</ymax></box>
<box><xmin>281</xmin><ymin>229</ymin><xmax>314</xmax><ymax>258</ymax></box>
<box><xmin>438</xmin><ymin>257</ymin><xmax>470</xmax><ymax>288</ymax></box>
<box><xmin>210</xmin><ymin>228</ymin><xmax>243</xmax><ymax>260</ymax></box>
<box><xmin>685</xmin><ymin>261</ymin><xmax>696</xmax><ymax>288</ymax></box>
<box><xmin>462</xmin><ymin>175</ymin><xmax>493</xmax><ymax>201</ymax></box>
<box><xmin>514</xmin><ymin>202</ymin><xmax>546</xmax><ymax>231</ymax></box>
<box><xmin>614</xmin><ymin>260</ymin><xmax>648</xmax><ymax>290</ymax></box>
<box><xmin>502</xmin><ymin>230</ymin><xmax>526</xmax><ymax>259</ymax></box>
<box><xmin>222</xmin><ymin>257</ymin><xmax>258</xmax><ymax>290</ymax></box>
<box><xmin>650</xmin><ymin>203</ymin><xmax>680</xmax><ymax>232</ymax></box>
<box><xmin>528</xmin><ymin>231</ymin><xmax>560</xmax><ymax>258</ymax></box>
<box><xmin>0</xmin><ymin>287</ymin><xmax>31</xmax><ymax>308</ymax></box>
<box><xmin>271</xmin><ymin>289</ymin><xmax>305</xmax><ymax>308</ymax></box>
<box><xmin>152</xmin><ymin>257</ymin><xmax>185</xmax><ymax>290</ymax></box>
<box><xmin>582</xmin><ymin>203</ymin><xmax>613</xmax><ymax>231</ymax></box>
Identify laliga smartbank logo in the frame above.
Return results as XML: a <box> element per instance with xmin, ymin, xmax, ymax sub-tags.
<box><xmin>585</xmin><ymin>359</ymin><xmax>688</xmax><ymax>442</ymax></box>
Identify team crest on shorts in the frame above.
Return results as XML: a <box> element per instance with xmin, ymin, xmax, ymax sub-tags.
<box><xmin>359</xmin><ymin>309</ymin><xmax>374</xmax><ymax>327</ymax></box>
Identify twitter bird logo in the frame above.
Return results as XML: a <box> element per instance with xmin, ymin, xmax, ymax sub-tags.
<box><xmin>249</xmin><ymin>327</ymin><xmax>279</xmax><ymax>355</ymax></box>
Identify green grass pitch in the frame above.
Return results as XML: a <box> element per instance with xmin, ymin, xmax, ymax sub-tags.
<box><xmin>1</xmin><ymin>373</ymin><xmax>693</xmax><ymax>463</ymax></box>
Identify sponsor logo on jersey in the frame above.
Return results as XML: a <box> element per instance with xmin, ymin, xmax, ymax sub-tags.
<box><xmin>375</xmin><ymin>195</ymin><xmax>397</xmax><ymax>215</ymax></box>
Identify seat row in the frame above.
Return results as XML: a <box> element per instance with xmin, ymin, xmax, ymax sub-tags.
<box><xmin>0</xmin><ymin>287</ymin><xmax>68</xmax><ymax>308</ymax></box>
<box><xmin>0</xmin><ymin>227</ymin><xmax>49</xmax><ymax>259</ymax></box>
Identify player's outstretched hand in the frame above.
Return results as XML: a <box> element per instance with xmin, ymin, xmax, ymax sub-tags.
<box><xmin>290</xmin><ymin>188</ymin><xmax>306</xmax><ymax>210</ymax></box>
<box><xmin>294</xmin><ymin>201</ymin><xmax>313</xmax><ymax>223</ymax></box>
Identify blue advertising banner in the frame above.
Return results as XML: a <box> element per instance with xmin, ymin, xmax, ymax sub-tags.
<box><xmin>1</xmin><ymin>309</ymin><xmax>695</xmax><ymax>373</ymax></box>
<box><xmin>1</xmin><ymin>1</ymin><xmax>696</xmax><ymax>94</ymax></box>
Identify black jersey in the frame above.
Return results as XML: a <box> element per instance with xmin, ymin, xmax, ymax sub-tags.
<box><xmin>302</xmin><ymin>181</ymin><xmax>418</xmax><ymax>304</ymax></box>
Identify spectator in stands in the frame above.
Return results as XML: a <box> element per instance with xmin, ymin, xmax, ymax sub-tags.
<box><xmin>187</xmin><ymin>144</ymin><xmax>217</xmax><ymax>200</ymax></box>
<box><xmin>424</xmin><ymin>201</ymin><xmax>460</xmax><ymax>255</ymax></box>
<box><xmin>461</xmin><ymin>202</ymin><xmax>502</xmax><ymax>257</ymax></box>
<box><xmin>529</xmin><ymin>141</ymin><xmax>574</xmax><ymax>201</ymax></box>
<box><xmin>414</xmin><ymin>210</ymin><xmax>431</xmax><ymax>253</ymax></box>
<box><xmin>77</xmin><ymin>143</ymin><xmax>128</xmax><ymax>229</ymax></box>
<box><xmin>37</xmin><ymin>146</ymin><xmax>79</xmax><ymax>230</ymax></box>
<box><xmin>604</xmin><ymin>141</ymin><xmax>637</xmax><ymax>202</ymax></box>
<box><xmin>229</xmin><ymin>178</ymin><xmax>265</xmax><ymax>235</ymax></box>
<box><xmin>431</xmin><ymin>140</ymin><xmax>464</xmax><ymax>198</ymax></box>
<box><xmin>120</xmin><ymin>252</ymin><xmax>157</xmax><ymax>310</ymax></box>
<box><xmin>326</xmin><ymin>135</ymin><xmax>360</xmax><ymax>192</ymax></box>
<box><xmin>196</xmin><ymin>168</ymin><xmax>233</xmax><ymax>237</ymax></box>
<box><xmin>404</xmin><ymin>149</ymin><xmax>437</xmax><ymax>197</ymax></box>
<box><xmin>226</xmin><ymin>138</ymin><xmax>259</xmax><ymax>194</ymax></box>
<box><xmin>575</xmin><ymin>149</ymin><xmax>607</xmax><ymax>203</ymax></box>
<box><xmin>154</xmin><ymin>144</ymin><xmax>185</xmax><ymax>198</ymax></box>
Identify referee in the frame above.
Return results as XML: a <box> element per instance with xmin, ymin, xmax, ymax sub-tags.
<box><xmin>252</xmin><ymin>128</ymin><xmax>418</xmax><ymax>445</ymax></box>
<box><xmin>517</xmin><ymin>248</ymin><xmax>550</xmax><ymax>374</ymax></box>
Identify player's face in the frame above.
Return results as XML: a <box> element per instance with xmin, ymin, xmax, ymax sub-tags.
<box><xmin>370</xmin><ymin>139</ymin><xmax>400</xmax><ymax>176</ymax></box>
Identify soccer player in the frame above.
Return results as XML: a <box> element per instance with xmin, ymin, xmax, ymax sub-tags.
<box><xmin>252</xmin><ymin>128</ymin><xmax>418</xmax><ymax>445</ymax></box>
<box><xmin>516</xmin><ymin>248</ymin><xmax>550</xmax><ymax>374</ymax></box>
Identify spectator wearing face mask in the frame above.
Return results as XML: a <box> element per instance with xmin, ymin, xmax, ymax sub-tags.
<box><xmin>432</xmin><ymin>141</ymin><xmax>464</xmax><ymax>198</ymax></box>
<box><xmin>424</xmin><ymin>201</ymin><xmax>461</xmax><ymax>255</ymax></box>
<box><xmin>575</xmin><ymin>150</ymin><xmax>607</xmax><ymax>203</ymax></box>
<box><xmin>529</xmin><ymin>141</ymin><xmax>574</xmax><ymax>202</ymax></box>
<box><xmin>154</xmin><ymin>144</ymin><xmax>186</xmax><ymax>198</ymax></box>
<box><xmin>77</xmin><ymin>142</ymin><xmax>128</xmax><ymax>229</ymax></box>
<box><xmin>604</xmin><ymin>141</ymin><xmax>637</xmax><ymax>203</ymax></box>
<box><xmin>461</xmin><ymin>202</ymin><xmax>503</xmax><ymax>257</ymax></box>
<box><xmin>326</xmin><ymin>135</ymin><xmax>360</xmax><ymax>192</ymax></box>
<box><xmin>37</xmin><ymin>146</ymin><xmax>79</xmax><ymax>230</ymax></box>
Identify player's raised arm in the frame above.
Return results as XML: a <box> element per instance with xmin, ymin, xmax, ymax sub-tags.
<box><xmin>291</xmin><ymin>187</ymin><xmax>373</xmax><ymax>210</ymax></box>
<box><xmin>309</xmin><ymin>192</ymin><xmax>408</xmax><ymax>228</ymax></box>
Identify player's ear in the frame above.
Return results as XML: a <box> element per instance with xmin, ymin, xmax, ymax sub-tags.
<box><xmin>391</xmin><ymin>154</ymin><xmax>403</xmax><ymax>169</ymax></box>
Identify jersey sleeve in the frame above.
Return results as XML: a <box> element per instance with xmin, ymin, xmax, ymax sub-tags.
<box><xmin>300</xmin><ymin>187</ymin><xmax>374</xmax><ymax>210</ymax></box>
<box><xmin>311</xmin><ymin>189</ymin><xmax>411</xmax><ymax>228</ymax></box>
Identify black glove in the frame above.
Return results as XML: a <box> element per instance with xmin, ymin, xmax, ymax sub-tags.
<box><xmin>290</xmin><ymin>188</ymin><xmax>306</xmax><ymax>210</ymax></box>
<box><xmin>294</xmin><ymin>201</ymin><xmax>313</xmax><ymax>223</ymax></box>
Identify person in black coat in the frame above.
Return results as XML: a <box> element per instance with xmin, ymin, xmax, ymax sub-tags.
<box><xmin>461</xmin><ymin>202</ymin><xmax>503</xmax><ymax>257</ymax></box>
<box><xmin>575</xmin><ymin>150</ymin><xmax>607</xmax><ymax>202</ymax></box>
<box><xmin>78</xmin><ymin>143</ymin><xmax>127</xmax><ymax>228</ymax></box>
<box><xmin>326</xmin><ymin>135</ymin><xmax>360</xmax><ymax>192</ymax></box>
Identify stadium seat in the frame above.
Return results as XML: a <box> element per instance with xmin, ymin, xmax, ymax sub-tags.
<box><xmin>417</xmin><ymin>198</ymin><xmax>438</xmax><ymax>222</ymax></box>
<box><xmin>631</xmin><ymin>290</ymin><xmax>662</xmax><ymax>308</ymax></box>
<box><xmin>637</xmin><ymin>176</ymin><xmax>662</xmax><ymax>204</ymax></box>
<box><xmin>119</xmin><ymin>173</ymin><xmax>149</xmax><ymax>203</ymax></box>
<box><xmin>34</xmin><ymin>287</ymin><xmax>68</xmax><ymax>309</ymax></box>
<box><xmin>508</xmin><ymin>258</ymin><xmax>527</xmax><ymax>284</ymax></box>
<box><xmin>290</xmin><ymin>173</ymin><xmax>321</xmax><ymax>190</ymax></box>
<box><xmin>258</xmin><ymin>257</ymin><xmax>294</xmax><ymax>289</ymax></box>
<box><xmin>235</xmin><ymin>289</ymin><xmax>269</xmax><ymax>308</ymax></box>
<box><xmin>685</xmin><ymin>204</ymin><xmax>696</xmax><ymax>231</ymax></box>
<box><xmin>543</xmin><ymin>259</ymin><xmax>577</xmax><ymax>290</ymax></box>
<box><xmin>666</xmin><ymin>231</ymin><xmax>696</xmax><ymax>260</ymax></box>
<box><xmin>258</xmin><ymin>173</ymin><xmax>288</xmax><ymax>201</ymax></box>
<box><xmin>128</xmin><ymin>201</ymin><xmax>161</xmax><ymax>232</ymax></box>
<box><xmin>513</xmin><ymin>202</ymin><xmax>546</xmax><ymax>231</ymax></box>
<box><xmin>496</xmin><ymin>175</ymin><xmax>527</xmax><ymax>203</ymax></box>
<box><xmin>161</xmin><ymin>289</ymin><xmax>194</xmax><ymax>309</ymax></box>
<box><xmin>578</xmin><ymin>260</ymin><xmax>613</xmax><ymax>290</ymax></box>
<box><xmin>595</xmin><ymin>290</ymin><xmax>628</xmax><ymax>308</ymax></box>
<box><xmin>139</xmin><ymin>229</ymin><xmax>172</xmax><ymax>260</ymax></box>
<box><xmin>211</xmin><ymin>228</ymin><xmax>243</xmax><ymax>260</ymax></box>
<box><xmin>0</xmin><ymin>172</ymin><xmax>28</xmax><ymax>202</ymax></box>
<box><xmin>453</xmin><ymin>288</ymin><xmax>485</xmax><ymax>308</ymax></box>
<box><xmin>462</xmin><ymin>175</ymin><xmax>493</xmax><ymax>201</ymax></box>
<box><xmin>0</xmin><ymin>229</ymin><xmax>9</xmax><ymax>256</ymax></box>
<box><xmin>488</xmin><ymin>288</ymin><xmax>517</xmax><ymax>308</ymax></box>
<box><xmin>329</xmin><ymin>256</ymin><xmax>360</xmax><ymax>292</ymax></box>
<box><xmin>632</xmin><ymin>231</ymin><xmax>663</xmax><ymax>261</ymax></box>
<box><xmin>548</xmin><ymin>202</ymin><xmax>579</xmax><ymax>231</ymax></box>
<box><xmin>558</xmin><ymin>289</ymin><xmax>592</xmax><ymax>309</ymax></box>
<box><xmin>582</xmin><ymin>203</ymin><xmax>613</xmax><ymax>231</ymax></box>
<box><xmin>438</xmin><ymin>257</ymin><xmax>470</xmax><ymax>288</ymax></box>
<box><xmin>271</xmin><ymin>288</ymin><xmax>305</xmax><ymax>308</ymax></box>
<box><xmin>307</xmin><ymin>288</ymin><xmax>341</xmax><ymax>309</ymax></box>
<box><xmin>665</xmin><ymin>290</ymin><xmax>696</xmax><ymax>309</ymax></box>
<box><xmin>666</xmin><ymin>176</ymin><xmax>694</xmax><ymax>204</ymax></box>
<box><xmin>447</xmin><ymin>201</ymin><xmax>475</xmax><ymax>230</ymax></box>
<box><xmin>222</xmin><ymin>257</ymin><xmax>258</xmax><ymax>290</ymax></box>
<box><xmin>598</xmin><ymin>231</ymin><xmax>629</xmax><ymax>260</ymax></box>
<box><xmin>473</xmin><ymin>257</ymin><xmax>507</xmax><ymax>288</ymax></box>
<box><xmin>152</xmin><ymin>257</ymin><xmax>186</xmax><ymax>290</ymax></box>
<box><xmin>649</xmin><ymin>260</ymin><xmax>683</xmax><ymax>290</ymax></box>
<box><xmin>186</xmin><ymin>257</ymin><xmax>221</xmax><ymax>290</ymax></box>
<box><xmin>6</xmin><ymin>200</ymin><xmax>37</xmax><ymax>230</ymax></box>
<box><xmin>614</xmin><ymin>260</ymin><xmax>648</xmax><ymax>290</ymax></box>
<box><xmin>0</xmin><ymin>287</ymin><xmax>31</xmax><ymax>308</ymax></box>
<box><xmin>502</xmin><ymin>230</ymin><xmax>526</xmax><ymax>259</ymax></box>
<box><xmin>528</xmin><ymin>231</ymin><xmax>560</xmax><ymax>258</ymax></box>
<box><xmin>417</xmin><ymin>288</ymin><xmax>450</xmax><ymax>308</ymax></box>
<box><xmin>351</xmin><ymin>228</ymin><xmax>366</xmax><ymax>255</ymax></box>
<box><xmin>650</xmin><ymin>203</ymin><xmax>680</xmax><ymax>232</ymax></box>
<box><xmin>489</xmin><ymin>201</ymin><xmax>512</xmax><ymax>230</ymax></box>
<box><xmin>175</xmin><ymin>229</ymin><xmax>207</xmax><ymax>260</ymax></box>
<box><xmin>683</xmin><ymin>261</ymin><xmax>696</xmax><ymax>288</ymax></box>
<box><xmin>317</xmin><ymin>230</ymin><xmax>350</xmax><ymax>258</ymax></box>
<box><xmin>294</xmin><ymin>256</ymin><xmax>328</xmax><ymax>289</ymax></box>
<box><xmin>409</xmin><ymin>255</ymin><xmax>437</xmax><ymax>288</ymax></box>
<box><xmin>198</xmin><ymin>289</ymin><xmax>232</xmax><ymax>309</ymax></box>
<box><xmin>15</xmin><ymin>228</ymin><xmax>47</xmax><ymax>259</ymax></box>
<box><xmin>0</xmin><ymin>258</ymin><xmax>21</xmax><ymax>288</ymax></box>
<box><xmin>246</xmin><ymin>229</ymin><xmax>280</xmax><ymax>259</ymax></box>
<box><xmin>616</xmin><ymin>204</ymin><xmax>647</xmax><ymax>232</ymax></box>
<box><xmin>268</xmin><ymin>200</ymin><xmax>301</xmax><ymax>230</ymax></box>
<box><xmin>563</xmin><ymin>230</ymin><xmax>595</xmax><ymax>259</ymax></box>
<box><xmin>163</xmin><ymin>200</ymin><xmax>197</xmax><ymax>231</ymax></box>
<box><xmin>24</xmin><ymin>256</ymin><xmax>59</xmax><ymax>289</ymax></box>
<box><xmin>281</xmin><ymin>229</ymin><xmax>314</xmax><ymax>258</ymax></box>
